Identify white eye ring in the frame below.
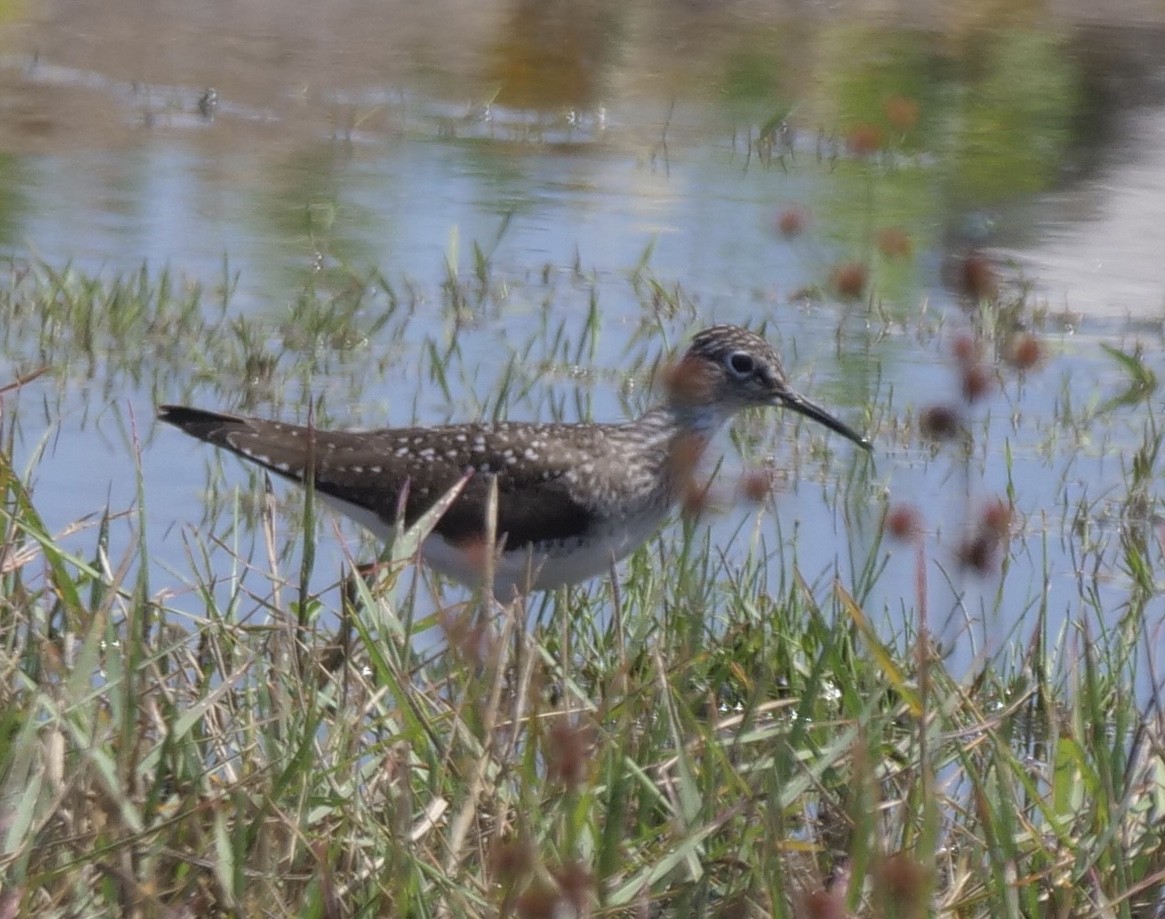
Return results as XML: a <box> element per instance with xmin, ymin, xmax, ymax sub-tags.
<box><xmin>727</xmin><ymin>351</ymin><xmax>755</xmax><ymax>377</ymax></box>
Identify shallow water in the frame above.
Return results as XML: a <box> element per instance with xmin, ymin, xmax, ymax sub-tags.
<box><xmin>1</xmin><ymin>1</ymin><xmax>1164</xmax><ymax>672</ymax></box>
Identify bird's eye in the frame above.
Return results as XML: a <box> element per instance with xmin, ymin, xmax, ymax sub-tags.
<box><xmin>727</xmin><ymin>352</ymin><xmax>755</xmax><ymax>377</ymax></box>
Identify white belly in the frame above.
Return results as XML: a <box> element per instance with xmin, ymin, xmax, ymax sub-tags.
<box><xmin>422</xmin><ymin>513</ymin><xmax>664</xmax><ymax>598</ymax></box>
<box><xmin>316</xmin><ymin>490</ymin><xmax>668</xmax><ymax>597</ymax></box>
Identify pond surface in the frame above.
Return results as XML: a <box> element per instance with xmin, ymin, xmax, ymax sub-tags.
<box><xmin>2</xmin><ymin>0</ymin><xmax>1164</xmax><ymax>672</ymax></box>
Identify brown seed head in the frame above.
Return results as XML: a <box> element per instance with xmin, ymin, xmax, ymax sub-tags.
<box><xmin>885</xmin><ymin>504</ymin><xmax>923</xmax><ymax>542</ymax></box>
<box><xmin>1005</xmin><ymin>333</ymin><xmax>1043</xmax><ymax>371</ymax></box>
<box><xmin>960</xmin><ymin>252</ymin><xmax>998</xmax><ymax>301</ymax></box>
<box><xmin>439</xmin><ymin>609</ymin><xmax>496</xmax><ymax>667</ymax></box>
<box><xmin>951</xmin><ymin>331</ymin><xmax>980</xmax><ymax>368</ymax></box>
<box><xmin>544</xmin><ymin>719</ymin><xmax>596</xmax><ymax>787</ymax></box>
<box><xmin>980</xmin><ymin>497</ymin><xmax>1013</xmax><ymax>537</ymax></box>
<box><xmin>668</xmin><ymin>431</ymin><xmax>710</xmax><ymax>511</ymax></box>
<box><xmin>491</xmin><ymin>837</ymin><xmax>535</xmax><ymax>887</ymax></box>
<box><xmin>680</xmin><ymin>479</ymin><xmax>714</xmax><ymax>521</ymax></box>
<box><xmin>875</xmin><ymin>853</ymin><xmax>930</xmax><ymax>919</ymax></box>
<box><xmin>918</xmin><ymin>404</ymin><xmax>962</xmax><ymax>442</ymax></box>
<box><xmin>515</xmin><ymin>881</ymin><xmax>560</xmax><ymax>919</ymax></box>
<box><xmin>551</xmin><ymin>861</ymin><xmax>595</xmax><ymax>914</ymax></box>
<box><xmin>875</xmin><ymin>227</ymin><xmax>914</xmax><ymax>259</ymax></box>
<box><xmin>958</xmin><ymin>532</ymin><xmax>995</xmax><ymax>574</ymax></box>
<box><xmin>776</xmin><ymin>206</ymin><xmax>810</xmax><ymax>238</ymax></box>
<box><xmin>447</xmin><ymin>532</ymin><xmax>497</xmax><ymax>579</ymax></box>
<box><xmin>846</xmin><ymin>123</ymin><xmax>884</xmax><ymax>157</ymax></box>
<box><xmin>799</xmin><ymin>887</ymin><xmax>848</xmax><ymax>919</ymax></box>
<box><xmin>956</xmin><ymin>501</ymin><xmax>1012</xmax><ymax>576</ymax></box>
<box><xmin>830</xmin><ymin>261</ymin><xmax>869</xmax><ymax>301</ymax></box>
<box><xmin>884</xmin><ymin>95</ymin><xmax>920</xmax><ymax>132</ymax></box>
<box><xmin>740</xmin><ymin>465</ymin><xmax>778</xmax><ymax>504</ymax></box>
<box><xmin>960</xmin><ymin>363</ymin><xmax>994</xmax><ymax>403</ymax></box>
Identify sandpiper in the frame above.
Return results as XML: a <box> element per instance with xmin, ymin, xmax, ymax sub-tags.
<box><xmin>159</xmin><ymin>325</ymin><xmax>870</xmax><ymax>597</ymax></box>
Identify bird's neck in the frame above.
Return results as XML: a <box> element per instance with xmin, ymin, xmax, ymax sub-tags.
<box><xmin>638</xmin><ymin>401</ymin><xmax>732</xmax><ymax>438</ymax></box>
<box><xmin>617</xmin><ymin>403</ymin><xmax>730</xmax><ymax>506</ymax></box>
<box><xmin>619</xmin><ymin>404</ymin><xmax>733</xmax><ymax>464</ymax></box>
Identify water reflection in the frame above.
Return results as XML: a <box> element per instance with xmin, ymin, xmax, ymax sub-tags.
<box><xmin>486</xmin><ymin>0</ymin><xmax>625</xmax><ymax>111</ymax></box>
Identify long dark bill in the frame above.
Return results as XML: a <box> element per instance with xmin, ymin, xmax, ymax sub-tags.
<box><xmin>778</xmin><ymin>390</ymin><xmax>872</xmax><ymax>451</ymax></box>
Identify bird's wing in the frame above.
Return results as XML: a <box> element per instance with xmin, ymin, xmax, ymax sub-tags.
<box><xmin>158</xmin><ymin>406</ymin><xmax>599</xmax><ymax>549</ymax></box>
